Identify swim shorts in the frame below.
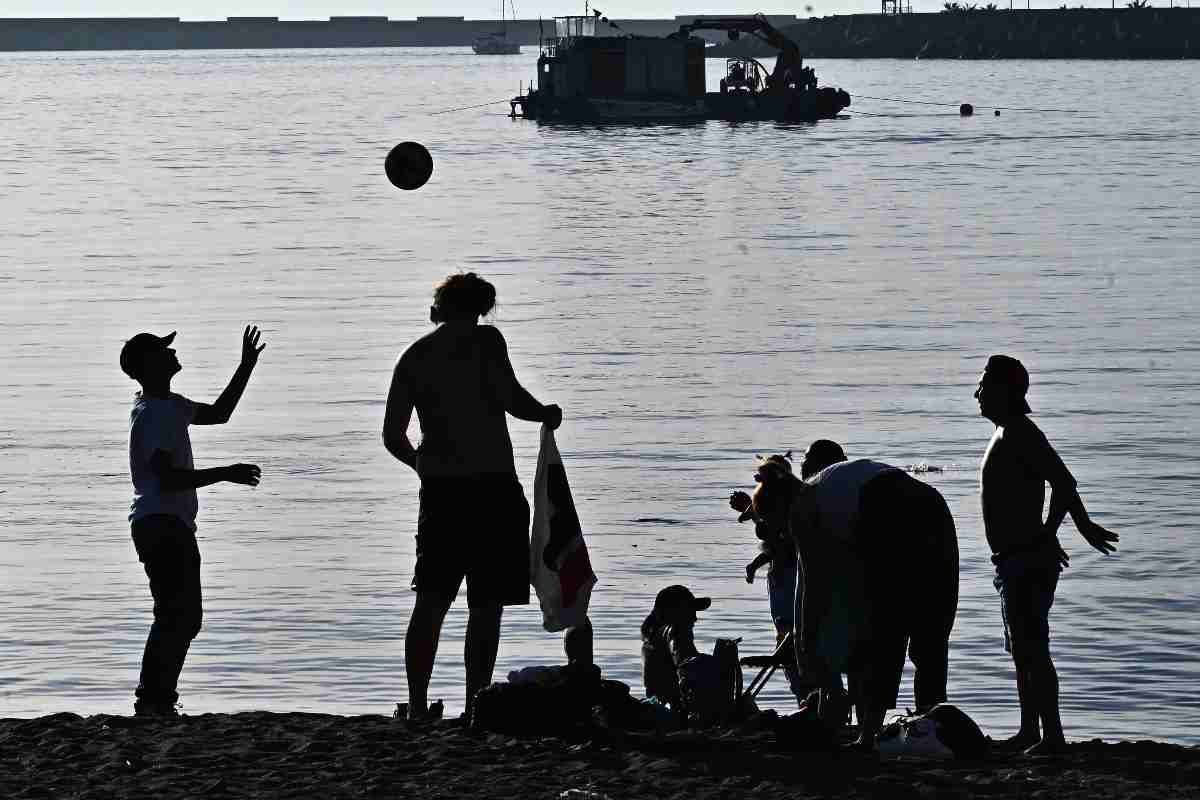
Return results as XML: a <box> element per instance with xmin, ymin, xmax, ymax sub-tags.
<box><xmin>994</xmin><ymin>559</ymin><xmax>1059</xmax><ymax>655</ymax></box>
<box><xmin>413</xmin><ymin>472</ymin><xmax>531</xmax><ymax>607</ymax></box>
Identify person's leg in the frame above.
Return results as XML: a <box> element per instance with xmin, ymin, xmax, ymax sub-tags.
<box><xmin>768</xmin><ymin>559</ymin><xmax>808</xmax><ymax>704</ymax></box>
<box><xmin>132</xmin><ymin>515</ymin><xmax>202</xmax><ymax>713</ymax></box>
<box><xmin>909</xmin><ymin>487</ymin><xmax>959</xmax><ymax>711</ymax></box>
<box><xmin>464</xmin><ymin>604</ymin><xmax>503</xmax><ymax>714</ymax></box>
<box><xmin>851</xmin><ymin>472</ymin><xmax>910</xmax><ymax>746</ymax></box>
<box><xmin>463</xmin><ymin>473</ymin><xmax>531</xmax><ymax>716</ymax></box>
<box><xmin>405</xmin><ymin>592</ymin><xmax>453</xmax><ymax>715</ymax></box>
<box><xmin>997</xmin><ymin>568</ymin><xmax>1060</xmax><ymax>751</ymax></box>
<box><xmin>407</xmin><ymin>476</ymin><xmax>466</xmax><ymax>716</ymax></box>
<box><xmin>1017</xmin><ymin>570</ymin><xmax>1064</xmax><ymax>754</ymax></box>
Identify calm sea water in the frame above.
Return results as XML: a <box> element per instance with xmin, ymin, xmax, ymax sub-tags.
<box><xmin>1</xmin><ymin>48</ymin><xmax>1198</xmax><ymax>744</ymax></box>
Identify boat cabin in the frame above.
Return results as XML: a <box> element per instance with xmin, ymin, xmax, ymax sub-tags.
<box><xmin>536</xmin><ymin>16</ymin><xmax>705</xmax><ymax>101</ymax></box>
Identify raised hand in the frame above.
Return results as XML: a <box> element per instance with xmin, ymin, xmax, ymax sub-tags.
<box><xmin>226</xmin><ymin>463</ymin><xmax>262</xmax><ymax>486</ymax></box>
<box><xmin>1079</xmin><ymin>518</ymin><xmax>1119</xmax><ymax>555</ymax></box>
<box><xmin>729</xmin><ymin>490</ymin><xmax>752</xmax><ymax>513</ymax></box>
<box><xmin>241</xmin><ymin>325</ymin><xmax>266</xmax><ymax>368</ymax></box>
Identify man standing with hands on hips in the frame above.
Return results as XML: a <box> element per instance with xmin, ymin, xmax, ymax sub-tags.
<box><xmin>121</xmin><ymin>325</ymin><xmax>266</xmax><ymax>717</ymax></box>
<box><xmin>976</xmin><ymin>354</ymin><xmax>1118</xmax><ymax>755</ymax></box>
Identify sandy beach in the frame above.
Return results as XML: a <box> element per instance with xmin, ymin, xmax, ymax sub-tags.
<box><xmin>2</xmin><ymin>711</ymin><xmax>1198</xmax><ymax>799</ymax></box>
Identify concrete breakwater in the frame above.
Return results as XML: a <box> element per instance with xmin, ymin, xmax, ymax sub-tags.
<box><xmin>720</xmin><ymin>8</ymin><xmax>1200</xmax><ymax>59</ymax></box>
<box><xmin>0</xmin><ymin>16</ymin><xmax>747</xmax><ymax>52</ymax></box>
<box><xmin>2</xmin><ymin>10</ymin><xmax>1196</xmax><ymax>57</ymax></box>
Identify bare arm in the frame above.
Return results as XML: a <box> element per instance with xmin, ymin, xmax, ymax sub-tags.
<box><xmin>382</xmin><ymin>358</ymin><xmax>418</xmax><ymax>471</ymax></box>
<box><xmin>1024</xmin><ymin>420</ymin><xmax>1118</xmax><ymax>557</ymax></box>
<box><xmin>194</xmin><ymin>326</ymin><xmax>266</xmax><ymax>426</ymax></box>
<box><xmin>484</xmin><ymin>328</ymin><xmax>561</xmax><ymax>428</ymax></box>
<box><xmin>150</xmin><ymin>450</ymin><xmax>260</xmax><ymax>490</ymax></box>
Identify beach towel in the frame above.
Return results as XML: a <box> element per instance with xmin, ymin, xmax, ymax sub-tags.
<box><xmin>531</xmin><ymin>424</ymin><xmax>597</xmax><ymax>631</ymax></box>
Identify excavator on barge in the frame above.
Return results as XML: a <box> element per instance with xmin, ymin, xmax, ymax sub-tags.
<box><xmin>510</xmin><ymin>12</ymin><xmax>850</xmax><ymax>123</ymax></box>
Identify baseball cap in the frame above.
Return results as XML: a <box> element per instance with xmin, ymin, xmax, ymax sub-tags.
<box><xmin>120</xmin><ymin>331</ymin><xmax>176</xmax><ymax>380</ymax></box>
<box><xmin>653</xmin><ymin>585</ymin><xmax>711</xmax><ymax>620</ymax></box>
<box><xmin>984</xmin><ymin>354</ymin><xmax>1032</xmax><ymax>415</ymax></box>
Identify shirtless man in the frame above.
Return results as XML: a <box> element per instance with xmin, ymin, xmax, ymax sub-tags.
<box><xmin>383</xmin><ymin>272</ymin><xmax>561</xmax><ymax>720</ymax></box>
<box><xmin>975</xmin><ymin>355</ymin><xmax>1118</xmax><ymax>755</ymax></box>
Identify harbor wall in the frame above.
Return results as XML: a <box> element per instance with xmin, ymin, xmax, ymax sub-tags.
<box><xmin>764</xmin><ymin>8</ymin><xmax>1200</xmax><ymax>58</ymax></box>
<box><xmin>2</xmin><ymin>10</ymin><xmax>1196</xmax><ymax>57</ymax></box>
<box><xmin>0</xmin><ymin>16</ymin><xmax>724</xmax><ymax>52</ymax></box>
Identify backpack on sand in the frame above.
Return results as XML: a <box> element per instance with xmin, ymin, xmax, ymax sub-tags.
<box><xmin>876</xmin><ymin>703</ymin><xmax>988</xmax><ymax>759</ymax></box>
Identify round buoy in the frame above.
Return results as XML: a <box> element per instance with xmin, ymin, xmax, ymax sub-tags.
<box><xmin>385</xmin><ymin>142</ymin><xmax>434</xmax><ymax>190</ymax></box>
<box><xmin>959</xmin><ymin>103</ymin><xmax>974</xmax><ymax>117</ymax></box>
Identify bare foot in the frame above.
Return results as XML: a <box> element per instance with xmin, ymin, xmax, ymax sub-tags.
<box><xmin>842</xmin><ymin>736</ymin><xmax>876</xmax><ymax>753</ymax></box>
<box><xmin>1023</xmin><ymin>737</ymin><xmax>1067</xmax><ymax>757</ymax></box>
<box><xmin>997</xmin><ymin>731</ymin><xmax>1040</xmax><ymax>752</ymax></box>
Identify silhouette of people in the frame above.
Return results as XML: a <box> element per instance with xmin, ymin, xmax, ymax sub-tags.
<box><xmin>640</xmin><ymin>585</ymin><xmax>707</xmax><ymax>713</ymax></box>
<box><xmin>753</xmin><ymin>453</ymin><xmax>959</xmax><ymax>748</ymax></box>
<box><xmin>975</xmin><ymin>355</ymin><xmax>1118</xmax><ymax>755</ymax></box>
<box><xmin>728</xmin><ymin>441</ymin><xmax>849</xmax><ymax>704</ymax></box>
<box><xmin>121</xmin><ymin>326</ymin><xmax>264</xmax><ymax>717</ymax></box>
<box><xmin>383</xmin><ymin>272</ymin><xmax>562</xmax><ymax>720</ymax></box>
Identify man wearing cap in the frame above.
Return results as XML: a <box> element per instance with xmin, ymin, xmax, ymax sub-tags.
<box><xmin>121</xmin><ymin>326</ymin><xmax>265</xmax><ymax>716</ymax></box>
<box><xmin>640</xmin><ymin>585</ymin><xmax>711</xmax><ymax>712</ymax></box>
<box><xmin>976</xmin><ymin>354</ymin><xmax>1118</xmax><ymax>755</ymax></box>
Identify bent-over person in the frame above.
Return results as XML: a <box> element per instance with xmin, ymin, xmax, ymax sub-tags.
<box><xmin>753</xmin><ymin>455</ymin><xmax>959</xmax><ymax>748</ymax></box>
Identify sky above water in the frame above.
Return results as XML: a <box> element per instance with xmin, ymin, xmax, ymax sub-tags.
<box><xmin>3</xmin><ymin>0</ymin><xmax>1158</xmax><ymax>21</ymax></box>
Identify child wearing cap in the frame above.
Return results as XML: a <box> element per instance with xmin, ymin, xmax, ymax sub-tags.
<box><xmin>640</xmin><ymin>585</ymin><xmax>709</xmax><ymax>712</ymax></box>
<box><xmin>976</xmin><ymin>354</ymin><xmax>1119</xmax><ymax>755</ymax></box>
<box><xmin>121</xmin><ymin>325</ymin><xmax>265</xmax><ymax>716</ymax></box>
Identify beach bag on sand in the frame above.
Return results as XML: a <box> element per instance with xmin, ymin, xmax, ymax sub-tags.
<box><xmin>531</xmin><ymin>425</ymin><xmax>597</xmax><ymax>632</ymax></box>
<box><xmin>876</xmin><ymin>704</ymin><xmax>988</xmax><ymax>759</ymax></box>
<box><xmin>471</xmin><ymin>663</ymin><xmax>602</xmax><ymax>735</ymax></box>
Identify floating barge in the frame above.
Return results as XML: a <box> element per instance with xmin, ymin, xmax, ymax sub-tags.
<box><xmin>510</xmin><ymin>13</ymin><xmax>850</xmax><ymax>123</ymax></box>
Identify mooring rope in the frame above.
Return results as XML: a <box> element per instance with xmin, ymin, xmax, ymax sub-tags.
<box><xmin>852</xmin><ymin>93</ymin><xmax>1088</xmax><ymax>114</ymax></box>
<box><xmin>429</xmin><ymin>98</ymin><xmax>512</xmax><ymax>115</ymax></box>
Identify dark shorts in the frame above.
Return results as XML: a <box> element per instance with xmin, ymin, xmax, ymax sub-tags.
<box><xmin>414</xmin><ymin>472</ymin><xmax>531</xmax><ymax>608</ymax></box>
<box><xmin>994</xmin><ymin>561</ymin><xmax>1059</xmax><ymax>655</ymax></box>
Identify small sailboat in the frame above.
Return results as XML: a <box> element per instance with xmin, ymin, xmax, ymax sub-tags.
<box><xmin>473</xmin><ymin>0</ymin><xmax>521</xmax><ymax>54</ymax></box>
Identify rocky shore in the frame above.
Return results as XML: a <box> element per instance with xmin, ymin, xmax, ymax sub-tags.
<box><xmin>2</xmin><ymin>711</ymin><xmax>1199</xmax><ymax>799</ymax></box>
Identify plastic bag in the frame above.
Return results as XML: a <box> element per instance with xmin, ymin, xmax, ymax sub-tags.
<box><xmin>530</xmin><ymin>424</ymin><xmax>597</xmax><ymax>631</ymax></box>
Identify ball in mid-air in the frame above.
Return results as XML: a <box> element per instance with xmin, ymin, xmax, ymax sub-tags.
<box><xmin>385</xmin><ymin>142</ymin><xmax>434</xmax><ymax>190</ymax></box>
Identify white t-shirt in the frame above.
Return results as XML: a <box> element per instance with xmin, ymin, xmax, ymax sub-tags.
<box><xmin>805</xmin><ymin>458</ymin><xmax>902</xmax><ymax>544</ymax></box>
<box><xmin>129</xmin><ymin>392</ymin><xmax>199</xmax><ymax>530</ymax></box>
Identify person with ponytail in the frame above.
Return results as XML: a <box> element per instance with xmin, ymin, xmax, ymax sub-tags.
<box><xmin>383</xmin><ymin>272</ymin><xmax>562</xmax><ymax>721</ymax></box>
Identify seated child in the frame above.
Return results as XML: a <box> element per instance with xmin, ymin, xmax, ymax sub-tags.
<box><xmin>641</xmin><ymin>585</ymin><xmax>745</xmax><ymax>726</ymax></box>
